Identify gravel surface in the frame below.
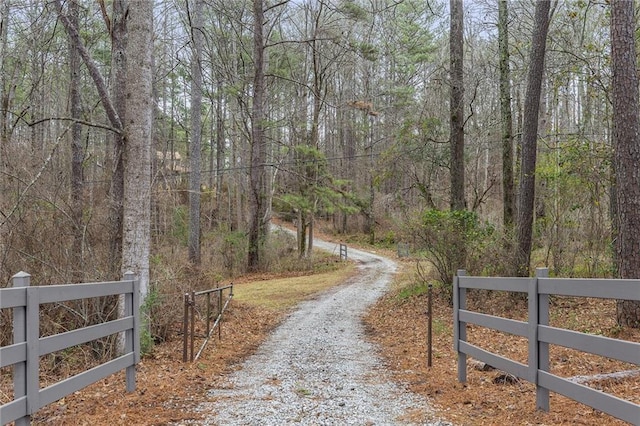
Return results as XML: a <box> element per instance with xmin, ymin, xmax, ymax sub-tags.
<box><xmin>191</xmin><ymin>234</ymin><xmax>451</xmax><ymax>425</ymax></box>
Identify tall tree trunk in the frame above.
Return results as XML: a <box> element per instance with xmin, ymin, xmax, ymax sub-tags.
<box><xmin>0</xmin><ymin>0</ymin><xmax>8</xmax><ymax>261</ymax></box>
<box><xmin>0</xmin><ymin>0</ymin><xmax>9</xmax><ymax>169</ymax></box>
<box><xmin>611</xmin><ymin>0</ymin><xmax>640</xmax><ymax>327</ymax></box>
<box><xmin>215</xmin><ymin>79</ymin><xmax>225</xmax><ymax>220</ymax></box>
<box><xmin>515</xmin><ymin>0</ymin><xmax>552</xmax><ymax>277</ymax></box>
<box><xmin>68</xmin><ymin>0</ymin><xmax>84</xmax><ymax>283</ymax></box>
<box><xmin>449</xmin><ymin>0</ymin><xmax>466</xmax><ymax>276</ymax></box>
<box><xmin>498</xmin><ymin>0</ymin><xmax>514</xmax><ymax>230</ymax></box>
<box><xmin>248</xmin><ymin>0</ymin><xmax>268</xmax><ymax>272</ymax></box>
<box><xmin>107</xmin><ymin>0</ymin><xmax>127</xmax><ymax>279</ymax></box>
<box><xmin>188</xmin><ymin>0</ymin><xmax>203</xmax><ymax>265</ymax></box>
<box><xmin>449</xmin><ymin>0</ymin><xmax>465</xmax><ymax>211</ymax></box>
<box><xmin>122</xmin><ymin>0</ymin><xmax>153</xmax><ymax>301</ymax></box>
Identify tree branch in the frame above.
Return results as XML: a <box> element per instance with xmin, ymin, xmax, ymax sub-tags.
<box><xmin>53</xmin><ymin>0</ymin><xmax>122</xmax><ymax>130</ymax></box>
<box><xmin>28</xmin><ymin>116</ymin><xmax>122</xmax><ymax>134</ymax></box>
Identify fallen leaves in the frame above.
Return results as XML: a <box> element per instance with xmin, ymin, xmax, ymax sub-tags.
<box><xmin>363</xmin><ymin>265</ymin><xmax>640</xmax><ymax>426</ymax></box>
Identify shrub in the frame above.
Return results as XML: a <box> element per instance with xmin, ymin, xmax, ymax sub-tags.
<box><xmin>406</xmin><ymin>209</ymin><xmax>493</xmax><ymax>303</ymax></box>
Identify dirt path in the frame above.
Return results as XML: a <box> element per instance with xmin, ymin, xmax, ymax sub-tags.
<box><xmin>190</xmin><ymin>234</ymin><xmax>449</xmax><ymax>425</ymax></box>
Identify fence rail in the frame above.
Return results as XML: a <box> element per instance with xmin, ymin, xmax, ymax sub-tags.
<box><xmin>453</xmin><ymin>268</ymin><xmax>640</xmax><ymax>425</ymax></box>
<box><xmin>1</xmin><ymin>271</ymin><xmax>140</xmax><ymax>426</ymax></box>
<box><xmin>182</xmin><ymin>283</ymin><xmax>233</xmax><ymax>362</ymax></box>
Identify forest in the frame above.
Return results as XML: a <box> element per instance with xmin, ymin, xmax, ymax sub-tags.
<box><xmin>1</xmin><ymin>0</ymin><xmax>640</xmax><ymax>351</ymax></box>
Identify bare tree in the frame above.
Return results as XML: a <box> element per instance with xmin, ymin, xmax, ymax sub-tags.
<box><xmin>68</xmin><ymin>0</ymin><xmax>84</xmax><ymax>282</ymax></box>
<box><xmin>106</xmin><ymin>0</ymin><xmax>127</xmax><ymax>279</ymax></box>
<box><xmin>0</xmin><ymin>0</ymin><xmax>9</xmax><ymax>161</ymax></box>
<box><xmin>248</xmin><ymin>0</ymin><xmax>268</xmax><ymax>272</ymax></box>
<box><xmin>188</xmin><ymin>0</ymin><xmax>204</xmax><ymax>265</ymax></box>
<box><xmin>611</xmin><ymin>0</ymin><xmax>640</xmax><ymax>327</ymax></box>
<box><xmin>515</xmin><ymin>0</ymin><xmax>553</xmax><ymax>277</ymax></box>
<box><xmin>498</xmin><ymin>0</ymin><xmax>514</xmax><ymax>229</ymax></box>
<box><xmin>449</xmin><ymin>0</ymin><xmax>465</xmax><ymax>211</ymax></box>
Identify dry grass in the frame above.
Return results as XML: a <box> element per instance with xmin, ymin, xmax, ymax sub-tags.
<box><xmin>232</xmin><ymin>264</ymin><xmax>356</xmax><ymax>309</ymax></box>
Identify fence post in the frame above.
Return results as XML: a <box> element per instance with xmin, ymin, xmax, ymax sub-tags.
<box><xmin>12</xmin><ymin>272</ymin><xmax>30</xmax><ymax>426</ymax></box>
<box><xmin>454</xmin><ymin>269</ymin><xmax>467</xmax><ymax>383</ymax></box>
<box><xmin>123</xmin><ymin>271</ymin><xmax>137</xmax><ymax>392</ymax></box>
<box><xmin>528</xmin><ymin>272</ymin><xmax>539</xmax><ymax>384</ymax></box>
<box><xmin>183</xmin><ymin>293</ymin><xmax>190</xmax><ymax>362</ymax></box>
<box><xmin>190</xmin><ymin>291</ymin><xmax>196</xmax><ymax>362</ymax></box>
<box><xmin>218</xmin><ymin>287</ymin><xmax>223</xmax><ymax>340</ymax></box>
<box><xmin>535</xmin><ymin>267</ymin><xmax>550</xmax><ymax>412</ymax></box>
<box><xmin>340</xmin><ymin>244</ymin><xmax>347</xmax><ymax>261</ymax></box>
<box><xmin>206</xmin><ymin>290</ymin><xmax>212</xmax><ymax>338</ymax></box>
<box><xmin>427</xmin><ymin>283</ymin><xmax>433</xmax><ymax>367</ymax></box>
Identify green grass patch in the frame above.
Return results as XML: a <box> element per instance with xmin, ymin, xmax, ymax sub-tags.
<box><xmin>233</xmin><ymin>264</ymin><xmax>356</xmax><ymax>310</ymax></box>
<box><xmin>396</xmin><ymin>281</ymin><xmax>430</xmax><ymax>300</ymax></box>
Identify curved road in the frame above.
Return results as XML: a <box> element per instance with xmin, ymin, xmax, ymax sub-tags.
<box><xmin>194</xmin><ymin>230</ymin><xmax>447</xmax><ymax>425</ymax></box>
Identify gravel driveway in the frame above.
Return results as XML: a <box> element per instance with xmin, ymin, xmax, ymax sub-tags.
<box><xmin>193</xmin><ymin>232</ymin><xmax>450</xmax><ymax>425</ymax></box>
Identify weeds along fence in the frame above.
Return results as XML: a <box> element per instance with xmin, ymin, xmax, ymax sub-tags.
<box><xmin>1</xmin><ymin>271</ymin><xmax>140</xmax><ymax>426</ymax></box>
<box><xmin>453</xmin><ymin>268</ymin><xmax>640</xmax><ymax>424</ymax></box>
<box><xmin>182</xmin><ymin>283</ymin><xmax>233</xmax><ymax>362</ymax></box>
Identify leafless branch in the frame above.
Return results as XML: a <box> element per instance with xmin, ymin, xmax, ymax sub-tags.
<box><xmin>28</xmin><ymin>116</ymin><xmax>122</xmax><ymax>134</ymax></box>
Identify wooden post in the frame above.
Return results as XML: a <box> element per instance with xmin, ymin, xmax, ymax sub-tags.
<box><xmin>427</xmin><ymin>282</ymin><xmax>433</xmax><ymax>367</ymax></box>
<box><xmin>182</xmin><ymin>293</ymin><xmax>189</xmax><ymax>362</ymax></box>
<box><xmin>12</xmin><ymin>271</ymin><xmax>30</xmax><ymax>426</ymax></box>
<box><xmin>190</xmin><ymin>291</ymin><xmax>196</xmax><ymax>362</ymax></box>
<box><xmin>535</xmin><ymin>267</ymin><xmax>550</xmax><ymax>411</ymax></box>
<box><xmin>454</xmin><ymin>269</ymin><xmax>467</xmax><ymax>383</ymax></box>
<box><xmin>218</xmin><ymin>287</ymin><xmax>223</xmax><ymax>340</ymax></box>
<box><xmin>206</xmin><ymin>292</ymin><xmax>211</xmax><ymax>338</ymax></box>
<box><xmin>124</xmin><ymin>271</ymin><xmax>137</xmax><ymax>392</ymax></box>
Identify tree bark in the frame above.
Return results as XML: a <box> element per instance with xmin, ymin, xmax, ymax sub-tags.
<box><xmin>449</xmin><ymin>0</ymin><xmax>465</xmax><ymax>211</ymax></box>
<box><xmin>121</xmin><ymin>0</ymin><xmax>153</xmax><ymax>301</ymax></box>
<box><xmin>515</xmin><ymin>0</ymin><xmax>551</xmax><ymax>277</ymax></box>
<box><xmin>611</xmin><ymin>0</ymin><xmax>640</xmax><ymax>327</ymax></box>
<box><xmin>68</xmin><ymin>0</ymin><xmax>84</xmax><ymax>283</ymax></box>
<box><xmin>0</xmin><ymin>0</ymin><xmax>9</xmax><ymax>166</ymax></box>
<box><xmin>107</xmin><ymin>0</ymin><xmax>127</xmax><ymax>280</ymax></box>
<box><xmin>248</xmin><ymin>0</ymin><xmax>268</xmax><ymax>272</ymax></box>
<box><xmin>498</xmin><ymin>0</ymin><xmax>514</xmax><ymax>230</ymax></box>
<box><xmin>188</xmin><ymin>0</ymin><xmax>204</xmax><ymax>265</ymax></box>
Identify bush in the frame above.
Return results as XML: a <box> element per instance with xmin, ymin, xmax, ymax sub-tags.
<box><xmin>406</xmin><ymin>209</ymin><xmax>493</xmax><ymax>303</ymax></box>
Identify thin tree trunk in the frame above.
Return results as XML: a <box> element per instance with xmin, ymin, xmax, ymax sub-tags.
<box><xmin>108</xmin><ymin>0</ymin><xmax>127</xmax><ymax>279</ymax></box>
<box><xmin>0</xmin><ymin>0</ymin><xmax>9</xmax><ymax>167</ymax></box>
<box><xmin>449</xmin><ymin>0</ymin><xmax>465</xmax><ymax>211</ymax></box>
<box><xmin>188</xmin><ymin>0</ymin><xmax>204</xmax><ymax>265</ymax></box>
<box><xmin>215</xmin><ymin>79</ymin><xmax>224</xmax><ymax>218</ymax></box>
<box><xmin>498</xmin><ymin>0</ymin><xmax>514</xmax><ymax>230</ymax></box>
<box><xmin>248</xmin><ymin>0</ymin><xmax>268</xmax><ymax>272</ymax></box>
<box><xmin>68</xmin><ymin>0</ymin><xmax>84</xmax><ymax>283</ymax></box>
<box><xmin>515</xmin><ymin>0</ymin><xmax>552</xmax><ymax>277</ymax></box>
